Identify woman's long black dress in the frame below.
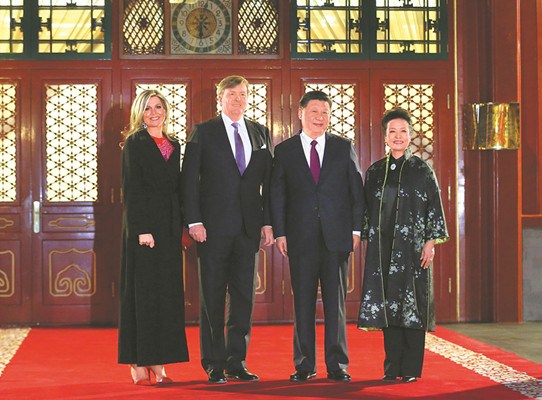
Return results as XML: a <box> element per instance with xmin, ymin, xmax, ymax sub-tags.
<box><xmin>118</xmin><ymin>129</ymin><xmax>189</xmax><ymax>366</ymax></box>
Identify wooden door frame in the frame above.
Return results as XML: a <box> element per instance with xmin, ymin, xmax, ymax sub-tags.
<box><xmin>0</xmin><ymin>73</ymin><xmax>33</xmax><ymax>323</ymax></box>
<box><xmin>119</xmin><ymin>69</ymin><xmax>287</xmax><ymax>323</ymax></box>
<box><xmin>370</xmin><ymin>68</ymin><xmax>458</xmax><ymax>322</ymax></box>
<box><xmin>287</xmin><ymin>68</ymin><xmax>458</xmax><ymax>323</ymax></box>
<box><xmin>288</xmin><ymin>69</ymin><xmax>372</xmax><ymax>322</ymax></box>
<box><xmin>29</xmin><ymin>69</ymin><xmax>116</xmax><ymax>324</ymax></box>
<box><xmin>120</xmin><ymin>68</ymin><xmax>203</xmax><ymax>323</ymax></box>
<box><xmin>200</xmin><ymin>69</ymin><xmax>286</xmax><ymax>322</ymax></box>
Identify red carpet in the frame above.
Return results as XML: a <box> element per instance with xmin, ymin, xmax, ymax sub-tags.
<box><xmin>0</xmin><ymin>324</ymin><xmax>540</xmax><ymax>399</ymax></box>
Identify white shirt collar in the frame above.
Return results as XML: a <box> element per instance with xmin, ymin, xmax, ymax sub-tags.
<box><xmin>300</xmin><ymin>131</ymin><xmax>326</xmax><ymax>146</ymax></box>
<box><xmin>221</xmin><ymin>113</ymin><xmax>243</xmax><ymax>128</ymax></box>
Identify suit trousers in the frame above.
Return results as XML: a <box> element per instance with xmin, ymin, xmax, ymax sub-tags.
<box><xmin>288</xmin><ymin>225</ymin><xmax>350</xmax><ymax>373</ymax></box>
<box><xmin>197</xmin><ymin>232</ymin><xmax>258</xmax><ymax>372</ymax></box>
<box><xmin>383</xmin><ymin>326</ymin><xmax>426</xmax><ymax>377</ymax></box>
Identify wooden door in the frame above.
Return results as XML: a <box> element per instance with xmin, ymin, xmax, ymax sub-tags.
<box><xmin>29</xmin><ymin>70</ymin><xmax>117</xmax><ymax>324</ymax></box>
<box><xmin>120</xmin><ymin>69</ymin><xmax>202</xmax><ymax>322</ymax></box>
<box><xmin>201</xmin><ymin>69</ymin><xmax>284</xmax><ymax>323</ymax></box>
<box><xmin>0</xmin><ymin>74</ymin><xmax>32</xmax><ymax>323</ymax></box>
<box><xmin>288</xmin><ymin>70</ymin><xmax>372</xmax><ymax>322</ymax></box>
<box><xmin>369</xmin><ymin>69</ymin><xmax>457</xmax><ymax>322</ymax></box>
<box><xmin>288</xmin><ymin>68</ymin><xmax>457</xmax><ymax>323</ymax></box>
<box><xmin>120</xmin><ymin>69</ymin><xmax>285</xmax><ymax>323</ymax></box>
<box><xmin>0</xmin><ymin>70</ymin><xmax>117</xmax><ymax>325</ymax></box>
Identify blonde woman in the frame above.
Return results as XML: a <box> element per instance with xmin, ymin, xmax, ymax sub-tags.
<box><xmin>118</xmin><ymin>89</ymin><xmax>189</xmax><ymax>385</ymax></box>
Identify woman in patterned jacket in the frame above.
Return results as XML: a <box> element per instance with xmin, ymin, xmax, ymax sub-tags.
<box><xmin>358</xmin><ymin>107</ymin><xmax>449</xmax><ymax>383</ymax></box>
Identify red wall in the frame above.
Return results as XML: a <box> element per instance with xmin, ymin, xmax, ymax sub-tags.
<box><xmin>457</xmin><ymin>0</ymin><xmax>542</xmax><ymax>322</ymax></box>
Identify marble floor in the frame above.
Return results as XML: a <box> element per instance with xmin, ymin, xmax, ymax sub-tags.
<box><xmin>441</xmin><ymin>321</ymin><xmax>542</xmax><ymax>364</ymax></box>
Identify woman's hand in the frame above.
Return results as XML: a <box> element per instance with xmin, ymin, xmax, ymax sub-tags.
<box><xmin>138</xmin><ymin>233</ymin><xmax>155</xmax><ymax>248</ymax></box>
<box><xmin>420</xmin><ymin>239</ymin><xmax>435</xmax><ymax>269</ymax></box>
<box><xmin>276</xmin><ymin>237</ymin><xmax>288</xmax><ymax>257</ymax></box>
<box><xmin>260</xmin><ymin>226</ymin><xmax>274</xmax><ymax>247</ymax></box>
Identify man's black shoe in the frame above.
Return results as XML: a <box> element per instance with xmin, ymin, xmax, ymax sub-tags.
<box><xmin>382</xmin><ymin>375</ymin><xmax>398</xmax><ymax>382</ymax></box>
<box><xmin>402</xmin><ymin>376</ymin><xmax>417</xmax><ymax>383</ymax></box>
<box><xmin>207</xmin><ymin>369</ymin><xmax>227</xmax><ymax>384</ymax></box>
<box><xmin>327</xmin><ymin>369</ymin><xmax>351</xmax><ymax>382</ymax></box>
<box><xmin>225</xmin><ymin>368</ymin><xmax>259</xmax><ymax>381</ymax></box>
<box><xmin>289</xmin><ymin>371</ymin><xmax>316</xmax><ymax>382</ymax></box>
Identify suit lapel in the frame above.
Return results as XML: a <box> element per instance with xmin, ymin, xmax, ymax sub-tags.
<box><xmin>291</xmin><ymin>134</ymin><xmax>316</xmax><ymax>185</ymax></box>
<box><xmin>165</xmin><ymin>140</ymin><xmax>180</xmax><ymax>166</ymax></box>
<box><xmin>142</xmin><ymin>130</ymin><xmax>167</xmax><ymax>166</ymax></box>
<box><xmin>213</xmin><ymin>117</ymin><xmax>241</xmax><ymax>175</ymax></box>
<box><xmin>246</xmin><ymin>119</ymin><xmax>265</xmax><ymax>151</ymax></box>
<box><xmin>148</xmin><ymin>132</ymin><xmax>181</xmax><ymax>174</ymax></box>
<box><xmin>319</xmin><ymin>133</ymin><xmax>338</xmax><ymax>185</ymax></box>
<box><xmin>243</xmin><ymin>118</ymin><xmax>268</xmax><ymax>174</ymax></box>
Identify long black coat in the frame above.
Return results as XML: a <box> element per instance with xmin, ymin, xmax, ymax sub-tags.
<box><xmin>118</xmin><ymin>130</ymin><xmax>189</xmax><ymax>366</ymax></box>
<box><xmin>358</xmin><ymin>150</ymin><xmax>448</xmax><ymax>332</ymax></box>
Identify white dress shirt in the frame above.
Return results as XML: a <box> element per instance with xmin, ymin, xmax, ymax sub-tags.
<box><xmin>300</xmin><ymin>131</ymin><xmax>325</xmax><ymax>167</ymax></box>
<box><xmin>222</xmin><ymin>113</ymin><xmax>252</xmax><ymax>166</ymax></box>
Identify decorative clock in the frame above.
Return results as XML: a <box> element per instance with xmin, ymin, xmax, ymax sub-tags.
<box><xmin>171</xmin><ymin>0</ymin><xmax>232</xmax><ymax>54</ymax></box>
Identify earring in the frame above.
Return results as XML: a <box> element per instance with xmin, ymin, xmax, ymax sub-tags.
<box><xmin>142</xmin><ymin>122</ymin><xmax>147</xmax><ymax>129</ymax></box>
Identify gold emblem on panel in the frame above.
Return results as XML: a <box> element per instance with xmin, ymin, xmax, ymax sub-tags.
<box><xmin>255</xmin><ymin>248</ymin><xmax>267</xmax><ymax>295</ymax></box>
<box><xmin>49</xmin><ymin>249</ymin><xmax>96</xmax><ymax>297</ymax></box>
<box><xmin>0</xmin><ymin>250</ymin><xmax>15</xmax><ymax>297</ymax></box>
<box><xmin>0</xmin><ymin>217</ymin><xmax>15</xmax><ymax>230</ymax></box>
<box><xmin>48</xmin><ymin>217</ymin><xmax>96</xmax><ymax>230</ymax></box>
<box><xmin>348</xmin><ymin>252</ymin><xmax>355</xmax><ymax>294</ymax></box>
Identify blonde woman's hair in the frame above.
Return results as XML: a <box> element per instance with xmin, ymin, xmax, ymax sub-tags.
<box><xmin>122</xmin><ymin>89</ymin><xmax>170</xmax><ymax>139</ymax></box>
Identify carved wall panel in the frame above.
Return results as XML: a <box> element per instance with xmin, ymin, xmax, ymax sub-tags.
<box><xmin>0</xmin><ymin>242</ymin><xmax>20</xmax><ymax>304</ymax></box>
<box><xmin>42</xmin><ymin>241</ymin><xmax>97</xmax><ymax>305</ymax></box>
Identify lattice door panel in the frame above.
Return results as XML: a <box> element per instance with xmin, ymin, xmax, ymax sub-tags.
<box><xmin>45</xmin><ymin>84</ymin><xmax>99</xmax><ymax>202</ymax></box>
<box><xmin>0</xmin><ymin>82</ymin><xmax>18</xmax><ymax>203</ymax></box>
<box><xmin>304</xmin><ymin>83</ymin><xmax>357</xmax><ymax>142</ymax></box>
<box><xmin>135</xmin><ymin>83</ymin><xmax>188</xmax><ymax>155</ymax></box>
<box><xmin>216</xmin><ymin>82</ymin><xmax>269</xmax><ymax>126</ymax></box>
<box><xmin>371</xmin><ymin>70</ymin><xmax>457</xmax><ymax>323</ymax></box>
<box><xmin>383</xmin><ymin>83</ymin><xmax>435</xmax><ymax>166</ymax></box>
<box><xmin>28</xmin><ymin>71</ymin><xmax>117</xmax><ymax>325</ymax></box>
<box><xmin>0</xmin><ymin>78</ymin><xmax>27</xmax><ymax>321</ymax></box>
<box><xmin>289</xmin><ymin>71</ymin><xmax>371</xmax><ymax>323</ymax></box>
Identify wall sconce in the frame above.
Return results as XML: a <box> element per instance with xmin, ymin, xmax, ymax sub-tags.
<box><xmin>463</xmin><ymin>102</ymin><xmax>520</xmax><ymax>150</ymax></box>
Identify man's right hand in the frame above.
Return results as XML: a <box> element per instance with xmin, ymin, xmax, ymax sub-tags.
<box><xmin>276</xmin><ymin>236</ymin><xmax>288</xmax><ymax>257</ymax></box>
<box><xmin>189</xmin><ymin>224</ymin><xmax>207</xmax><ymax>242</ymax></box>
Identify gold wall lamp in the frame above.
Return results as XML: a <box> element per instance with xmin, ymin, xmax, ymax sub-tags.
<box><xmin>463</xmin><ymin>102</ymin><xmax>520</xmax><ymax>150</ymax></box>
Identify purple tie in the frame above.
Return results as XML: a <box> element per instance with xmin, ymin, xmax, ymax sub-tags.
<box><xmin>232</xmin><ymin>122</ymin><xmax>246</xmax><ymax>175</ymax></box>
<box><xmin>310</xmin><ymin>140</ymin><xmax>320</xmax><ymax>184</ymax></box>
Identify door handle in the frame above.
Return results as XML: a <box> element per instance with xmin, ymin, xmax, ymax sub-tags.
<box><xmin>33</xmin><ymin>201</ymin><xmax>40</xmax><ymax>233</ymax></box>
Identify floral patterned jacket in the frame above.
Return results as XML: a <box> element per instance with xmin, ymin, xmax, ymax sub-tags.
<box><xmin>358</xmin><ymin>149</ymin><xmax>449</xmax><ymax>332</ymax></box>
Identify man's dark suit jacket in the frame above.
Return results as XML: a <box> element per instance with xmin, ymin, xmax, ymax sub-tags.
<box><xmin>182</xmin><ymin>116</ymin><xmax>273</xmax><ymax>250</ymax></box>
<box><xmin>271</xmin><ymin>132</ymin><xmax>365</xmax><ymax>255</ymax></box>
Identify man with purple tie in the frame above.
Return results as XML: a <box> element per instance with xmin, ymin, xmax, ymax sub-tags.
<box><xmin>181</xmin><ymin>75</ymin><xmax>274</xmax><ymax>384</ymax></box>
<box><xmin>271</xmin><ymin>90</ymin><xmax>365</xmax><ymax>383</ymax></box>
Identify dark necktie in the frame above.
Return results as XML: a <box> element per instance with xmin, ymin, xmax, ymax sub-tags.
<box><xmin>232</xmin><ymin>122</ymin><xmax>246</xmax><ymax>175</ymax></box>
<box><xmin>310</xmin><ymin>140</ymin><xmax>320</xmax><ymax>184</ymax></box>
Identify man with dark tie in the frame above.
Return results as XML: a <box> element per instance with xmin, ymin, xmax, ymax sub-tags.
<box><xmin>271</xmin><ymin>90</ymin><xmax>365</xmax><ymax>383</ymax></box>
<box><xmin>181</xmin><ymin>75</ymin><xmax>274</xmax><ymax>384</ymax></box>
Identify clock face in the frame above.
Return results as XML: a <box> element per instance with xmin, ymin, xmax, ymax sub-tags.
<box><xmin>171</xmin><ymin>0</ymin><xmax>232</xmax><ymax>54</ymax></box>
